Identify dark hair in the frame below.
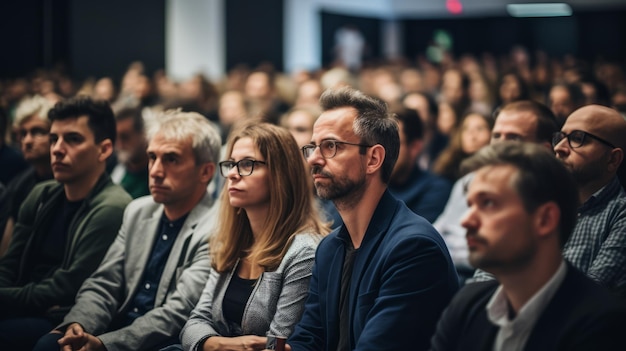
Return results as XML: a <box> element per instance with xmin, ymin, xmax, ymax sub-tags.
<box><xmin>115</xmin><ymin>107</ymin><xmax>144</xmax><ymax>133</ymax></box>
<box><xmin>580</xmin><ymin>77</ymin><xmax>611</xmax><ymax>106</ymax></box>
<box><xmin>319</xmin><ymin>87</ymin><xmax>399</xmax><ymax>184</ymax></box>
<box><xmin>497</xmin><ymin>100</ymin><xmax>559</xmax><ymax>144</ymax></box>
<box><xmin>461</xmin><ymin>142</ymin><xmax>579</xmax><ymax>247</ymax></box>
<box><xmin>497</xmin><ymin>71</ymin><xmax>531</xmax><ymax>106</ymax></box>
<box><xmin>393</xmin><ymin>108</ymin><xmax>424</xmax><ymax>143</ymax></box>
<box><xmin>401</xmin><ymin>92</ymin><xmax>438</xmax><ymax>129</ymax></box>
<box><xmin>48</xmin><ymin>96</ymin><xmax>116</xmax><ymax>145</ymax></box>
<box><xmin>549</xmin><ymin>83</ymin><xmax>586</xmax><ymax>109</ymax></box>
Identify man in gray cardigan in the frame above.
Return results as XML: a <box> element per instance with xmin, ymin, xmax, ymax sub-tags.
<box><xmin>33</xmin><ymin>111</ymin><xmax>222</xmax><ymax>351</ymax></box>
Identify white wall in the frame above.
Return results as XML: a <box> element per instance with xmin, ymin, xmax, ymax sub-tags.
<box><xmin>166</xmin><ymin>0</ymin><xmax>224</xmax><ymax>81</ymax></box>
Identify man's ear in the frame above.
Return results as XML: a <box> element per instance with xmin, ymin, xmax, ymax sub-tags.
<box><xmin>534</xmin><ymin>201</ymin><xmax>560</xmax><ymax>239</ymax></box>
<box><xmin>607</xmin><ymin>148</ymin><xmax>623</xmax><ymax>174</ymax></box>
<box><xmin>365</xmin><ymin>144</ymin><xmax>385</xmax><ymax>175</ymax></box>
<box><xmin>199</xmin><ymin>162</ymin><xmax>216</xmax><ymax>183</ymax></box>
<box><xmin>98</xmin><ymin>139</ymin><xmax>114</xmax><ymax>162</ymax></box>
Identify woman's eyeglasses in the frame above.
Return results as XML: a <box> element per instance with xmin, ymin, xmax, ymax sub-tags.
<box><xmin>219</xmin><ymin>159</ymin><xmax>266</xmax><ymax>177</ymax></box>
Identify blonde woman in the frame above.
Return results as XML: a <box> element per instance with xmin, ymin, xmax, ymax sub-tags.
<box><xmin>174</xmin><ymin>120</ymin><xmax>329</xmax><ymax>351</ymax></box>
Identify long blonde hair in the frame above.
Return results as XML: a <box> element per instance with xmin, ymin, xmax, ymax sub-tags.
<box><xmin>210</xmin><ymin>120</ymin><xmax>329</xmax><ymax>272</ymax></box>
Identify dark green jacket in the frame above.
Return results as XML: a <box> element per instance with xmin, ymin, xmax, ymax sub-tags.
<box><xmin>0</xmin><ymin>173</ymin><xmax>131</xmax><ymax>321</ymax></box>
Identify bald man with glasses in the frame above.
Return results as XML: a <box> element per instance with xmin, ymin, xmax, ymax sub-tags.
<box><xmin>552</xmin><ymin>104</ymin><xmax>626</xmax><ymax>297</ymax></box>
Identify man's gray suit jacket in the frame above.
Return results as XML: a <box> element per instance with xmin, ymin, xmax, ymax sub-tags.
<box><xmin>58</xmin><ymin>191</ymin><xmax>217</xmax><ymax>351</ymax></box>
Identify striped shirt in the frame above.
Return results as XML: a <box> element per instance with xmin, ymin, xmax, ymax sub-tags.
<box><xmin>563</xmin><ymin>176</ymin><xmax>626</xmax><ymax>291</ymax></box>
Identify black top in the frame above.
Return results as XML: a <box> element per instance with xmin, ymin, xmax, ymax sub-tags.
<box><xmin>223</xmin><ymin>271</ymin><xmax>257</xmax><ymax>327</ymax></box>
<box><xmin>337</xmin><ymin>241</ymin><xmax>357</xmax><ymax>351</ymax></box>
<box><xmin>30</xmin><ymin>196</ymin><xmax>83</xmax><ymax>283</ymax></box>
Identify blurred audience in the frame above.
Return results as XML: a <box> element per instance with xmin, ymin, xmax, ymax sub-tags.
<box><xmin>433</xmin><ymin>112</ymin><xmax>493</xmax><ymax>183</ymax></box>
<box><xmin>1</xmin><ymin>96</ymin><xmax>54</xmax><ymax>256</ymax></box>
<box><xmin>389</xmin><ymin>108</ymin><xmax>452</xmax><ymax>222</ymax></box>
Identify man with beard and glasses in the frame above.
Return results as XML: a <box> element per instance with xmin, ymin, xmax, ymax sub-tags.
<box><xmin>552</xmin><ymin>104</ymin><xmax>626</xmax><ymax>297</ymax></box>
<box><xmin>430</xmin><ymin>142</ymin><xmax>626</xmax><ymax>351</ymax></box>
<box><xmin>288</xmin><ymin>87</ymin><xmax>458</xmax><ymax>351</ymax></box>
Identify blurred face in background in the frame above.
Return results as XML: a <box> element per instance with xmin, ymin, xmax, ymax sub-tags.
<box><xmin>499</xmin><ymin>74</ymin><xmax>522</xmax><ymax>104</ymax></box>
<box><xmin>437</xmin><ymin>102</ymin><xmax>457</xmax><ymax>136</ymax></box>
<box><xmin>296</xmin><ymin>79</ymin><xmax>323</xmax><ymax>107</ymax></box>
<box><xmin>93</xmin><ymin>77</ymin><xmax>116</xmax><ymax>102</ymax></box>
<box><xmin>115</xmin><ymin>117</ymin><xmax>147</xmax><ymax>165</ymax></box>
<box><xmin>18</xmin><ymin>115</ymin><xmax>50</xmax><ymax>163</ymax></box>
<box><xmin>549</xmin><ymin>86</ymin><xmax>575</xmax><ymax>123</ymax></box>
<box><xmin>245</xmin><ymin>72</ymin><xmax>272</xmax><ymax>100</ymax></box>
<box><xmin>284</xmin><ymin>109</ymin><xmax>317</xmax><ymax>149</ymax></box>
<box><xmin>219</xmin><ymin>91</ymin><xmax>248</xmax><ymax>127</ymax></box>
<box><xmin>403</xmin><ymin>93</ymin><xmax>432</xmax><ymax>128</ymax></box>
<box><xmin>441</xmin><ymin>69</ymin><xmax>465</xmax><ymax>105</ymax></box>
<box><xmin>461</xmin><ymin>113</ymin><xmax>491</xmax><ymax>154</ymax></box>
<box><xmin>491</xmin><ymin>110</ymin><xmax>539</xmax><ymax>144</ymax></box>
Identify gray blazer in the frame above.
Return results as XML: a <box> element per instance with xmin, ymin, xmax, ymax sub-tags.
<box><xmin>180</xmin><ymin>233</ymin><xmax>320</xmax><ymax>351</ymax></box>
<box><xmin>59</xmin><ymin>192</ymin><xmax>217</xmax><ymax>351</ymax></box>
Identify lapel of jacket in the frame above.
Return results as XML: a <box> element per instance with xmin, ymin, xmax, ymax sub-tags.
<box><xmin>327</xmin><ymin>235</ymin><xmax>346</xmax><ymax>320</ymax></box>
<box><xmin>154</xmin><ymin>191</ymin><xmax>213</xmax><ymax>305</ymax></box>
<box><xmin>322</xmin><ymin>234</ymin><xmax>347</xmax><ymax>350</ymax></box>
<box><xmin>125</xmin><ymin>202</ymin><xmax>163</xmax><ymax>301</ymax></box>
<box><xmin>524</xmin><ymin>264</ymin><xmax>575</xmax><ymax>351</ymax></box>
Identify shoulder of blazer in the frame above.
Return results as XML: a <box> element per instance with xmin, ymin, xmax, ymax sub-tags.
<box><xmin>450</xmin><ymin>280</ymin><xmax>499</xmax><ymax>318</ymax></box>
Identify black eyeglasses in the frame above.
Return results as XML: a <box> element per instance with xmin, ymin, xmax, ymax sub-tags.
<box><xmin>552</xmin><ymin>130</ymin><xmax>616</xmax><ymax>149</ymax></box>
<box><xmin>301</xmin><ymin>140</ymin><xmax>373</xmax><ymax>159</ymax></box>
<box><xmin>219</xmin><ymin>159</ymin><xmax>266</xmax><ymax>177</ymax></box>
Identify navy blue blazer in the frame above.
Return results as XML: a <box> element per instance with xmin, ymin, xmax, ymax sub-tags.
<box><xmin>430</xmin><ymin>263</ymin><xmax>626</xmax><ymax>351</ymax></box>
<box><xmin>289</xmin><ymin>190</ymin><xmax>459</xmax><ymax>351</ymax></box>
<box><xmin>388</xmin><ymin>165</ymin><xmax>452</xmax><ymax>223</ymax></box>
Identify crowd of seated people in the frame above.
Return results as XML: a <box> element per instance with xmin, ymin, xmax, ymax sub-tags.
<box><xmin>0</xmin><ymin>47</ymin><xmax>625</xmax><ymax>350</ymax></box>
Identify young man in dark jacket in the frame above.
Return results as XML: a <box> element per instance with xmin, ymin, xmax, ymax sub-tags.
<box><xmin>0</xmin><ymin>97</ymin><xmax>131</xmax><ymax>350</ymax></box>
